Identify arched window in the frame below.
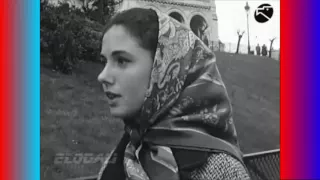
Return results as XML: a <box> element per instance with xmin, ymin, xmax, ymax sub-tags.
<box><xmin>169</xmin><ymin>12</ymin><xmax>185</xmax><ymax>24</ymax></box>
<box><xmin>190</xmin><ymin>15</ymin><xmax>209</xmax><ymax>46</ymax></box>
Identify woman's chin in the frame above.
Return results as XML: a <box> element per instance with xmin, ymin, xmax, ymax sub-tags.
<box><xmin>110</xmin><ymin>112</ymin><xmax>125</xmax><ymax>119</ymax></box>
<box><xmin>109</xmin><ymin>107</ymin><xmax>140</xmax><ymax>124</ymax></box>
<box><xmin>109</xmin><ymin>107</ymin><xmax>131</xmax><ymax>119</ymax></box>
<box><xmin>109</xmin><ymin>108</ymin><xmax>125</xmax><ymax>119</ymax></box>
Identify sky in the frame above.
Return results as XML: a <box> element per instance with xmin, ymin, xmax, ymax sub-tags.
<box><xmin>215</xmin><ymin>0</ymin><xmax>280</xmax><ymax>50</ymax></box>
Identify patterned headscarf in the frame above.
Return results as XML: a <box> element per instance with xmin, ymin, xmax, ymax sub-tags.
<box><xmin>98</xmin><ymin>9</ymin><xmax>243</xmax><ymax>180</ymax></box>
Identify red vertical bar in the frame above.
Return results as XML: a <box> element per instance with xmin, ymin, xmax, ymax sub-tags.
<box><xmin>0</xmin><ymin>0</ymin><xmax>15</xmax><ymax>180</ymax></box>
<box><xmin>280</xmin><ymin>0</ymin><xmax>292</xmax><ymax>178</ymax></box>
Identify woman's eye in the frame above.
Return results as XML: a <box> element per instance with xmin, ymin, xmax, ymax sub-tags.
<box><xmin>117</xmin><ymin>57</ymin><xmax>129</xmax><ymax>65</ymax></box>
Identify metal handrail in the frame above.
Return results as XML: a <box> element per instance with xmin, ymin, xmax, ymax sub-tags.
<box><xmin>244</xmin><ymin>149</ymin><xmax>280</xmax><ymax>180</ymax></box>
<box><xmin>243</xmin><ymin>148</ymin><xmax>280</xmax><ymax>158</ymax></box>
<box><xmin>66</xmin><ymin>175</ymin><xmax>98</xmax><ymax>180</ymax></box>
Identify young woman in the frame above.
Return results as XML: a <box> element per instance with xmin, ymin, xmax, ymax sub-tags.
<box><xmin>97</xmin><ymin>7</ymin><xmax>251</xmax><ymax>180</ymax></box>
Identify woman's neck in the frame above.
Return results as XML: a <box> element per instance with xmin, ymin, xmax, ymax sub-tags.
<box><xmin>123</xmin><ymin>117</ymin><xmax>139</xmax><ymax>129</ymax></box>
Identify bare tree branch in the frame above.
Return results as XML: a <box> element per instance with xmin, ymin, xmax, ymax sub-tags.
<box><xmin>269</xmin><ymin>37</ymin><xmax>277</xmax><ymax>58</ymax></box>
<box><xmin>270</xmin><ymin>37</ymin><xmax>276</xmax><ymax>42</ymax></box>
<box><xmin>237</xmin><ymin>29</ymin><xmax>245</xmax><ymax>36</ymax></box>
<box><xmin>236</xmin><ymin>29</ymin><xmax>245</xmax><ymax>54</ymax></box>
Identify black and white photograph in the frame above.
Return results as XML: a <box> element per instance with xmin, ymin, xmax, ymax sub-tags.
<box><xmin>40</xmin><ymin>0</ymin><xmax>280</xmax><ymax>179</ymax></box>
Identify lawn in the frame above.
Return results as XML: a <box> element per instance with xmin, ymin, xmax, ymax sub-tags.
<box><xmin>40</xmin><ymin>52</ymin><xmax>279</xmax><ymax>180</ymax></box>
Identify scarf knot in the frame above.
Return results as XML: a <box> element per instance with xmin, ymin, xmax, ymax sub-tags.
<box><xmin>125</xmin><ymin>125</ymin><xmax>142</xmax><ymax>148</ymax></box>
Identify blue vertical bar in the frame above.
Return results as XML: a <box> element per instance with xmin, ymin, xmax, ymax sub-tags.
<box><xmin>23</xmin><ymin>0</ymin><xmax>40</xmax><ymax>179</ymax></box>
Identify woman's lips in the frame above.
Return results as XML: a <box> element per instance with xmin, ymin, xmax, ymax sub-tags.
<box><xmin>105</xmin><ymin>91</ymin><xmax>121</xmax><ymax>100</ymax></box>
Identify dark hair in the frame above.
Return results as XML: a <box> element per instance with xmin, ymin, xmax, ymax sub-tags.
<box><xmin>102</xmin><ymin>8</ymin><xmax>159</xmax><ymax>57</ymax></box>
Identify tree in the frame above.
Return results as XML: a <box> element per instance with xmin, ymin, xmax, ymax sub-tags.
<box><xmin>40</xmin><ymin>0</ymin><xmax>49</xmax><ymax>12</ymax></box>
<box><xmin>76</xmin><ymin>0</ymin><xmax>95</xmax><ymax>16</ymax></box>
<box><xmin>236</xmin><ymin>30</ymin><xmax>245</xmax><ymax>54</ymax></box>
<box><xmin>92</xmin><ymin>0</ymin><xmax>117</xmax><ymax>24</ymax></box>
<box><xmin>269</xmin><ymin>37</ymin><xmax>276</xmax><ymax>58</ymax></box>
<box><xmin>81</xmin><ymin>0</ymin><xmax>92</xmax><ymax>10</ymax></box>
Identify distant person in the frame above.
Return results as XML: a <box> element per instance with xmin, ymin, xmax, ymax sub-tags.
<box><xmin>97</xmin><ymin>8</ymin><xmax>250</xmax><ymax>180</ymax></box>
<box><xmin>262</xmin><ymin>44</ymin><xmax>268</xmax><ymax>56</ymax></box>
<box><xmin>256</xmin><ymin>44</ymin><xmax>261</xmax><ymax>56</ymax></box>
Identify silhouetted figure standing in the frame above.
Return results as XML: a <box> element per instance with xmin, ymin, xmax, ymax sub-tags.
<box><xmin>256</xmin><ymin>44</ymin><xmax>261</xmax><ymax>56</ymax></box>
<box><xmin>262</xmin><ymin>44</ymin><xmax>268</xmax><ymax>56</ymax></box>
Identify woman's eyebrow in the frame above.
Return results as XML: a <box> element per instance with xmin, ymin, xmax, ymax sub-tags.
<box><xmin>111</xmin><ymin>50</ymin><xmax>134</xmax><ymax>59</ymax></box>
<box><xmin>112</xmin><ymin>50</ymin><xmax>127</xmax><ymax>56</ymax></box>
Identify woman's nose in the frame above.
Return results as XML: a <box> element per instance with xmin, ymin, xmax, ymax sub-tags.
<box><xmin>97</xmin><ymin>65</ymin><xmax>115</xmax><ymax>85</ymax></box>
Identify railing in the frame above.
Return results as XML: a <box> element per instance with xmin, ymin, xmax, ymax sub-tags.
<box><xmin>67</xmin><ymin>149</ymin><xmax>280</xmax><ymax>180</ymax></box>
<box><xmin>244</xmin><ymin>149</ymin><xmax>280</xmax><ymax>180</ymax></box>
<box><xmin>67</xmin><ymin>175</ymin><xmax>98</xmax><ymax>180</ymax></box>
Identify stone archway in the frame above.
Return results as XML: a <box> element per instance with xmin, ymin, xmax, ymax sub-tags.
<box><xmin>190</xmin><ymin>14</ymin><xmax>209</xmax><ymax>46</ymax></box>
<box><xmin>169</xmin><ymin>11</ymin><xmax>185</xmax><ymax>24</ymax></box>
<box><xmin>116</xmin><ymin>0</ymin><xmax>219</xmax><ymax>46</ymax></box>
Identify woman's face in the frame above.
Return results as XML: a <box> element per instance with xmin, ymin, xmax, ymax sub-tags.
<box><xmin>98</xmin><ymin>25</ymin><xmax>154</xmax><ymax>120</ymax></box>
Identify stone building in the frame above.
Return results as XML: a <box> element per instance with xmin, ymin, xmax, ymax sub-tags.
<box><xmin>116</xmin><ymin>0</ymin><xmax>219</xmax><ymax>50</ymax></box>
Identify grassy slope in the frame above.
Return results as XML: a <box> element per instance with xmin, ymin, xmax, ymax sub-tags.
<box><xmin>40</xmin><ymin>52</ymin><xmax>279</xmax><ymax>180</ymax></box>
